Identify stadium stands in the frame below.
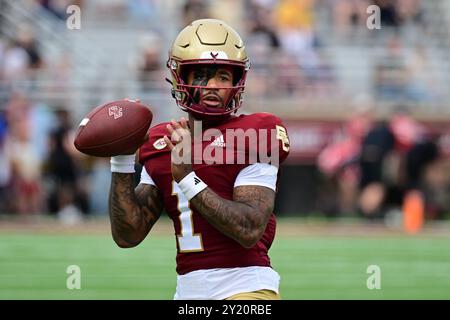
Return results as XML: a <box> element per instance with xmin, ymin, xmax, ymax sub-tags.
<box><xmin>0</xmin><ymin>0</ymin><xmax>449</xmax><ymax>217</ymax></box>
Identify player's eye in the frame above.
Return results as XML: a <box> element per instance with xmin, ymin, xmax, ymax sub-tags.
<box><xmin>218</xmin><ymin>74</ymin><xmax>230</xmax><ymax>82</ymax></box>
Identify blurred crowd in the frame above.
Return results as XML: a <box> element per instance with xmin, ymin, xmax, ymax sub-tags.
<box><xmin>317</xmin><ymin>101</ymin><xmax>450</xmax><ymax>223</ymax></box>
<box><xmin>0</xmin><ymin>91</ymin><xmax>100</xmax><ymax>222</ymax></box>
<box><xmin>0</xmin><ymin>0</ymin><xmax>448</xmax><ymax>224</ymax></box>
<box><xmin>7</xmin><ymin>0</ymin><xmax>434</xmax><ymax>105</ymax></box>
<box><xmin>136</xmin><ymin>0</ymin><xmax>436</xmax><ymax>102</ymax></box>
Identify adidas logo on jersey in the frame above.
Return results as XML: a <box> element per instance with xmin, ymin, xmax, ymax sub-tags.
<box><xmin>210</xmin><ymin>135</ymin><xmax>226</xmax><ymax>148</ymax></box>
<box><xmin>194</xmin><ymin>177</ymin><xmax>201</xmax><ymax>185</ymax></box>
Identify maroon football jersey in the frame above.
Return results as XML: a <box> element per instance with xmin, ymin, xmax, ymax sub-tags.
<box><xmin>139</xmin><ymin>112</ymin><xmax>290</xmax><ymax>275</ymax></box>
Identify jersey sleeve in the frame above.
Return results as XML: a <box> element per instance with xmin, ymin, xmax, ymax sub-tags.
<box><xmin>234</xmin><ymin>163</ymin><xmax>278</xmax><ymax>191</ymax></box>
<box><xmin>138</xmin><ymin>122</ymin><xmax>170</xmax><ymax>165</ymax></box>
<box><xmin>139</xmin><ymin>166</ymin><xmax>156</xmax><ymax>186</ymax></box>
<box><xmin>253</xmin><ymin>113</ymin><xmax>290</xmax><ymax>166</ymax></box>
<box><xmin>137</xmin><ymin>122</ymin><xmax>171</xmax><ymax>191</ymax></box>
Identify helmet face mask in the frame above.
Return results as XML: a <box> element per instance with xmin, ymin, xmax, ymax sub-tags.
<box><xmin>167</xmin><ymin>19</ymin><xmax>250</xmax><ymax>121</ymax></box>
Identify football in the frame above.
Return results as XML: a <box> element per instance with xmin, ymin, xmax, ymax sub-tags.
<box><xmin>74</xmin><ymin>99</ymin><xmax>153</xmax><ymax>157</ymax></box>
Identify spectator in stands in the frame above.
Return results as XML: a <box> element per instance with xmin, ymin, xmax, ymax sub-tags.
<box><xmin>0</xmin><ymin>111</ymin><xmax>11</xmax><ymax>213</ymax></box>
<box><xmin>375</xmin><ymin>37</ymin><xmax>437</xmax><ymax>103</ymax></box>
<box><xmin>46</xmin><ymin>108</ymin><xmax>88</xmax><ymax>224</ymax></box>
<box><xmin>403</xmin><ymin>44</ymin><xmax>434</xmax><ymax>102</ymax></box>
<box><xmin>244</xmin><ymin>1</ymin><xmax>281</xmax><ymax>97</ymax></box>
<box><xmin>15</xmin><ymin>25</ymin><xmax>43</xmax><ymax>71</ymax></box>
<box><xmin>0</xmin><ymin>38</ymin><xmax>6</xmax><ymax>100</ymax></box>
<box><xmin>274</xmin><ymin>0</ymin><xmax>318</xmax><ymax>69</ymax></box>
<box><xmin>246</xmin><ymin>2</ymin><xmax>280</xmax><ymax>54</ymax></box>
<box><xmin>303</xmin><ymin>51</ymin><xmax>337</xmax><ymax>97</ymax></box>
<box><xmin>136</xmin><ymin>33</ymin><xmax>164</xmax><ymax>93</ymax></box>
<box><xmin>332</xmin><ymin>0</ymin><xmax>369</xmax><ymax>37</ymax></box>
<box><xmin>373</xmin><ymin>36</ymin><xmax>407</xmax><ymax>101</ymax></box>
<box><xmin>47</xmin><ymin>52</ymin><xmax>72</xmax><ymax>98</ymax></box>
<box><xmin>271</xmin><ymin>51</ymin><xmax>304</xmax><ymax>97</ymax></box>
<box><xmin>182</xmin><ymin>0</ymin><xmax>210</xmax><ymax>27</ymax></box>
<box><xmin>37</xmin><ymin>0</ymin><xmax>83</xmax><ymax>20</ymax></box>
<box><xmin>3</xmin><ymin>93</ymin><xmax>43</xmax><ymax>215</ymax></box>
<box><xmin>0</xmin><ymin>26</ymin><xmax>42</xmax><ymax>90</ymax></box>
<box><xmin>0</xmin><ymin>39</ymin><xmax>29</xmax><ymax>84</ymax></box>
<box><xmin>209</xmin><ymin>0</ymin><xmax>244</xmax><ymax>28</ymax></box>
<box><xmin>373</xmin><ymin>0</ymin><xmax>401</xmax><ymax>28</ymax></box>
<box><xmin>396</xmin><ymin>0</ymin><xmax>423</xmax><ymax>25</ymax></box>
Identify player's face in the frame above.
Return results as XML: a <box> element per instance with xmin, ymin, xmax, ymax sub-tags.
<box><xmin>186</xmin><ymin>65</ymin><xmax>234</xmax><ymax>109</ymax></box>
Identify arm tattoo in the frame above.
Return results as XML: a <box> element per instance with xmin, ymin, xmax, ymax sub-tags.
<box><xmin>109</xmin><ymin>173</ymin><xmax>163</xmax><ymax>247</ymax></box>
<box><xmin>189</xmin><ymin>185</ymin><xmax>275</xmax><ymax>248</ymax></box>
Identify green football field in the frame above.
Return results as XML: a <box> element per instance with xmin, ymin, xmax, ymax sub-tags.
<box><xmin>1</xmin><ymin>218</ymin><xmax>450</xmax><ymax>300</ymax></box>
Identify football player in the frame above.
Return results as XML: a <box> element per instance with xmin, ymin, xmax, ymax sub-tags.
<box><xmin>108</xmin><ymin>19</ymin><xmax>290</xmax><ymax>300</ymax></box>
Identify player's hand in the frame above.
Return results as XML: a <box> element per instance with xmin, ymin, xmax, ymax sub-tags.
<box><xmin>163</xmin><ymin>117</ymin><xmax>193</xmax><ymax>182</ymax></box>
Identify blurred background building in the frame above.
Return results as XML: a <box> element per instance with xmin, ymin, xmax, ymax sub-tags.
<box><xmin>0</xmin><ymin>0</ymin><xmax>449</xmax><ymax>224</ymax></box>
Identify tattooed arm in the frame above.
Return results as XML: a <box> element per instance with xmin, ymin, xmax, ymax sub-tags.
<box><xmin>109</xmin><ymin>173</ymin><xmax>163</xmax><ymax>248</ymax></box>
<box><xmin>189</xmin><ymin>186</ymin><xmax>275</xmax><ymax>248</ymax></box>
<box><xmin>162</xmin><ymin>118</ymin><xmax>276</xmax><ymax>248</ymax></box>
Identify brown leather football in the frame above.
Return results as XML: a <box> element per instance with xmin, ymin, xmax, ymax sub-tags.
<box><xmin>74</xmin><ymin>99</ymin><xmax>153</xmax><ymax>157</ymax></box>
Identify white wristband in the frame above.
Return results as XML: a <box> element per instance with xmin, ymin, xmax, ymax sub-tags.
<box><xmin>110</xmin><ymin>154</ymin><xmax>136</xmax><ymax>173</ymax></box>
<box><xmin>178</xmin><ymin>172</ymin><xmax>208</xmax><ymax>200</ymax></box>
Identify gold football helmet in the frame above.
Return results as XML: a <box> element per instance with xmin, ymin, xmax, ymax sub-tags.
<box><xmin>167</xmin><ymin>19</ymin><xmax>250</xmax><ymax>120</ymax></box>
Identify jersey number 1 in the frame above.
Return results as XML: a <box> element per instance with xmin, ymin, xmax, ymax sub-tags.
<box><xmin>172</xmin><ymin>181</ymin><xmax>203</xmax><ymax>252</ymax></box>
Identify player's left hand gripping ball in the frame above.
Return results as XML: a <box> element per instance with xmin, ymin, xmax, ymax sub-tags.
<box><xmin>74</xmin><ymin>99</ymin><xmax>153</xmax><ymax>157</ymax></box>
<box><xmin>164</xmin><ymin>118</ymin><xmax>193</xmax><ymax>182</ymax></box>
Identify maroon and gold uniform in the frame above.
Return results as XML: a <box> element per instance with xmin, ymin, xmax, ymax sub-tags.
<box><xmin>108</xmin><ymin>19</ymin><xmax>291</xmax><ymax>300</ymax></box>
<box><xmin>139</xmin><ymin>112</ymin><xmax>289</xmax><ymax>275</ymax></box>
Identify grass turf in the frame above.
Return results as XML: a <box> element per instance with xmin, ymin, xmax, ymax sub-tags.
<box><xmin>0</xmin><ymin>232</ymin><xmax>449</xmax><ymax>299</ymax></box>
